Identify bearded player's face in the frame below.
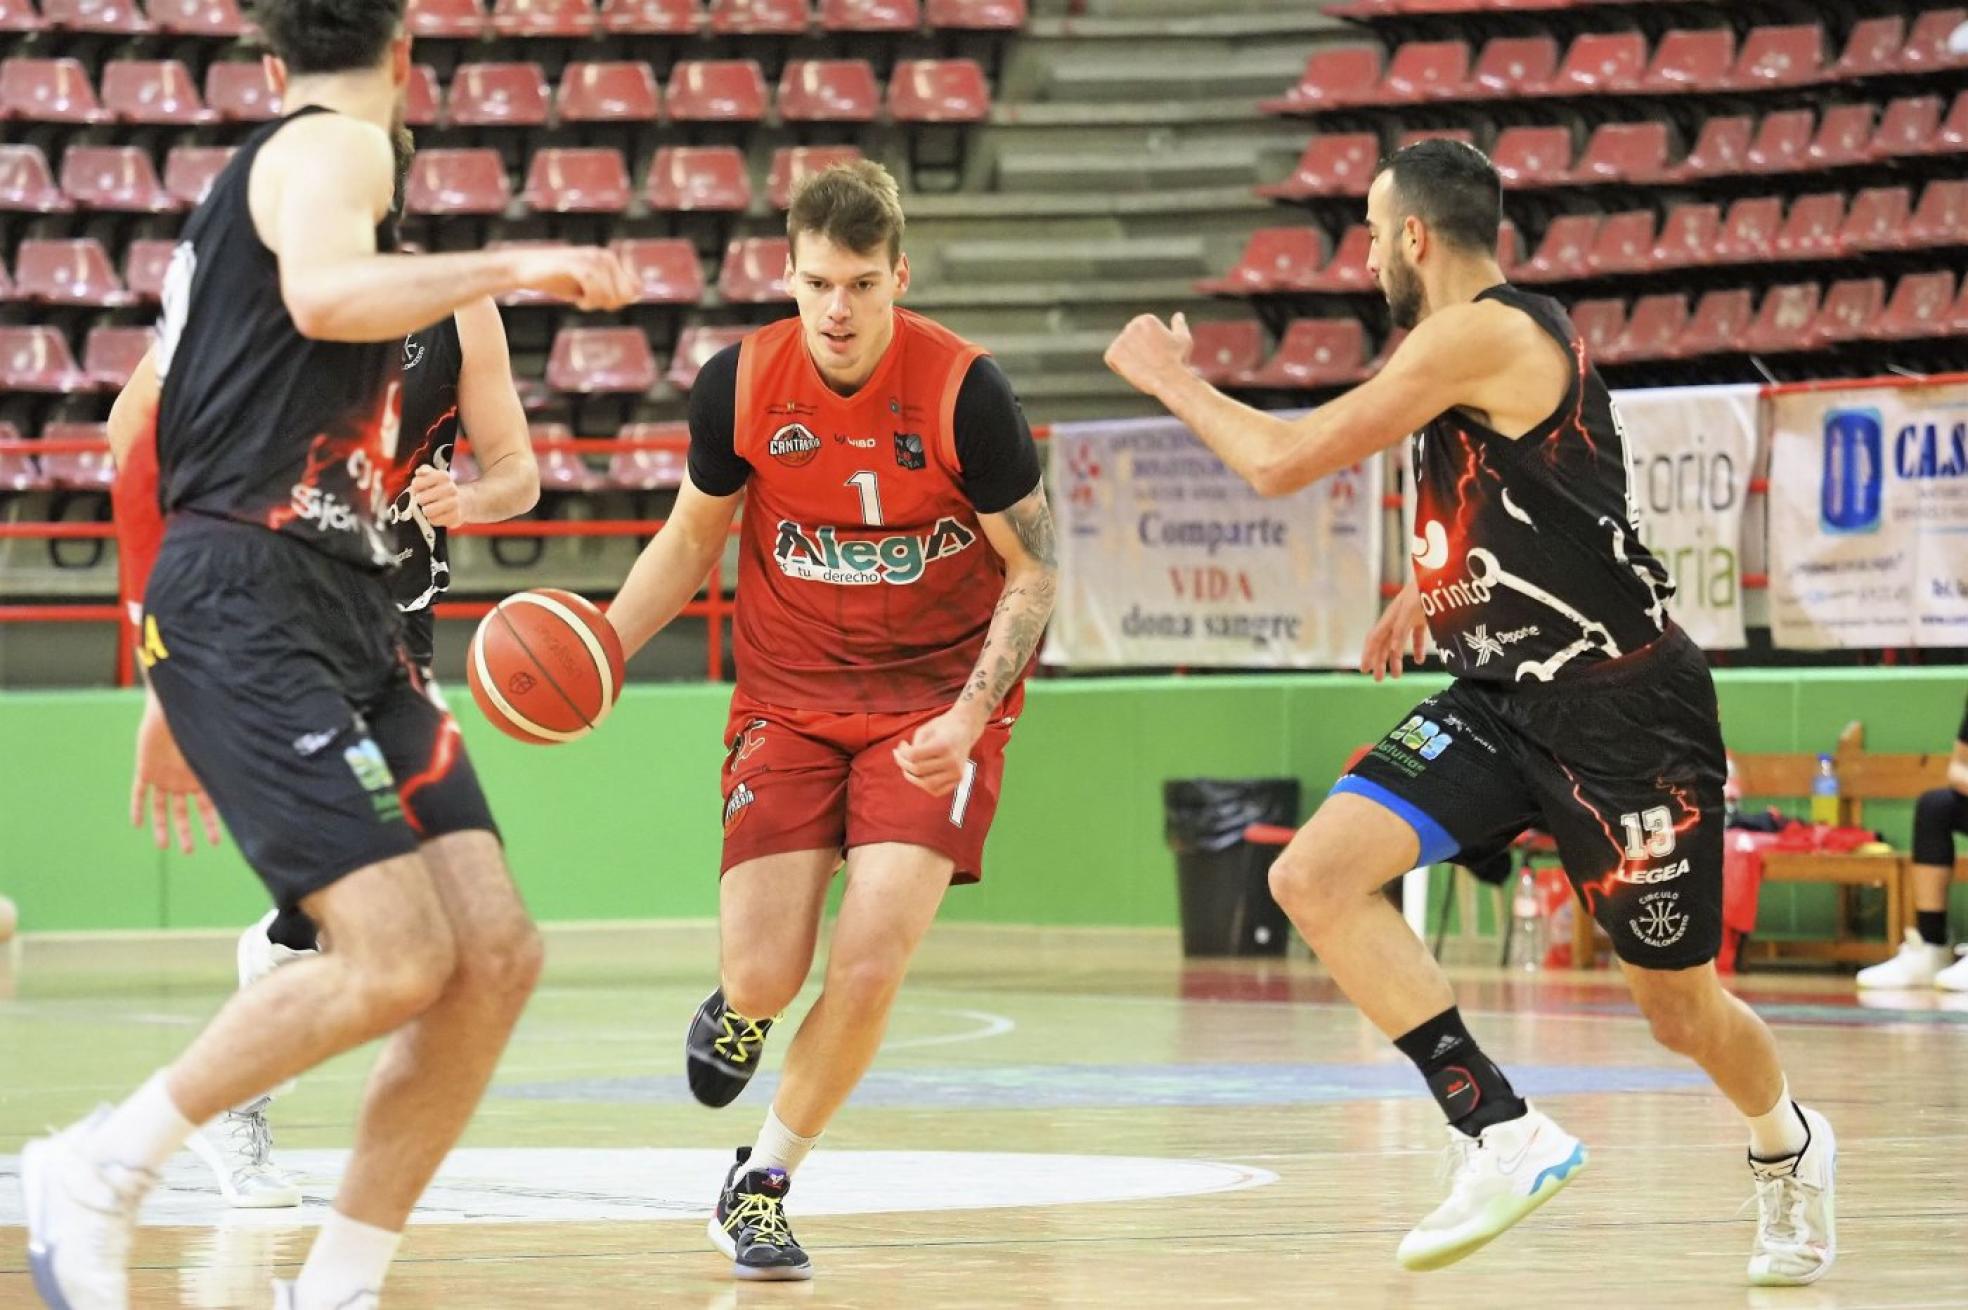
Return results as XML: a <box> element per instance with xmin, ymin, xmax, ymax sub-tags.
<box><xmin>788</xmin><ymin>232</ymin><xmax>911</xmax><ymax>393</ymax></box>
<box><xmin>1365</xmin><ymin>173</ymin><xmax>1425</xmax><ymax>330</ymax></box>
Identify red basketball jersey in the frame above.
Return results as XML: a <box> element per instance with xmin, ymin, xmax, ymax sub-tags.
<box><xmin>731</xmin><ymin>309</ymin><xmax>1016</xmax><ymax>713</ymax></box>
<box><xmin>111</xmin><ymin>423</ymin><xmax>166</xmax><ymax>636</ymax></box>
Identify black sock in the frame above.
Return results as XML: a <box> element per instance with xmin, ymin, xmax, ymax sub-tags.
<box><xmin>266</xmin><ymin>908</ymin><xmax>320</xmax><ymax>953</ymax></box>
<box><xmin>1917</xmin><ymin>910</ymin><xmax>1949</xmax><ymax>947</ymax></box>
<box><xmin>1394</xmin><ymin>1006</ymin><xmax>1528</xmax><ymax>1136</ymax></box>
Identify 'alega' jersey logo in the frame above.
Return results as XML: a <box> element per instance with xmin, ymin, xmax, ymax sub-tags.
<box><xmin>772</xmin><ymin>517</ymin><xmax>977</xmax><ymax>586</ymax></box>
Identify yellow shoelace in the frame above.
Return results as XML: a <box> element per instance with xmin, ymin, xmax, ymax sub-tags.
<box><xmin>712</xmin><ymin>1012</ymin><xmax>771</xmax><ymax>1065</ymax></box>
<box><xmin>722</xmin><ymin>1190</ymin><xmax>794</xmax><ymax>1245</ymax></box>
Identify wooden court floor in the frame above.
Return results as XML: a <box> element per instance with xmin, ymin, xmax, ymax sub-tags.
<box><xmin>2</xmin><ymin>923</ymin><xmax>1965</xmax><ymax>1309</ymax></box>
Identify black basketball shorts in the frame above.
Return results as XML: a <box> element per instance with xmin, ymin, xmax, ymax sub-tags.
<box><xmin>142</xmin><ymin>514</ymin><xmax>496</xmax><ymax>910</ymax></box>
<box><xmin>1339</xmin><ymin>625</ymin><xmax>1726</xmax><ymax>970</ymax></box>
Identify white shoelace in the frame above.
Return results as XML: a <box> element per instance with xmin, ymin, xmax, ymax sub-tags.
<box><xmin>223</xmin><ymin>1104</ymin><xmax>276</xmax><ymax>1176</ymax></box>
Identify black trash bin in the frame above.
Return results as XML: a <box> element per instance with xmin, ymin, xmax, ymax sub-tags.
<box><xmin>1163</xmin><ymin>778</ymin><xmax>1300</xmax><ymax>957</ymax></box>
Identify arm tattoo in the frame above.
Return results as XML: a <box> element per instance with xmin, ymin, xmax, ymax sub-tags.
<box><xmin>961</xmin><ymin>486</ymin><xmax>1059</xmax><ymax>714</ymax></box>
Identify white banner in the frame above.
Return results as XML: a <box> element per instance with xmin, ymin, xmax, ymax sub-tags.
<box><xmin>1612</xmin><ymin>383</ymin><xmax>1759</xmax><ymax>650</ymax></box>
<box><xmin>1767</xmin><ymin>379</ymin><xmax>1968</xmax><ymax>648</ymax></box>
<box><xmin>1043</xmin><ymin>416</ymin><xmax>1381</xmax><ymax>668</ymax></box>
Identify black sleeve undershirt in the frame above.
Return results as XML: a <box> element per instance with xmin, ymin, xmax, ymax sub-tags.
<box><xmin>1957</xmin><ymin>692</ymin><xmax>1968</xmax><ymax>749</ymax></box>
<box><xmin>684</xmin><ymin>343</ymin><xmax>747</xmax><ymax>496</ymax></box>
<box><xmin>952</xmin><ymin>355</ymin><xmax>1042</xmax><ymax>514</ymax></box>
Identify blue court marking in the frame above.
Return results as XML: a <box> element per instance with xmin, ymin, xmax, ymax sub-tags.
<box><xmin>1531</xmin><ymin>1143</ymin><xmax>1587</xmax><ymax>1193</ymax></box>
<box><xmin>1329</xmin><ymin>775</ymin><xmax>1459</xmax><ymax>866</ymax></box>
<box><xmin>495</xmin><ymin>1062</ymin><xmax>1706</xmax><ymax>1110</ymax></box>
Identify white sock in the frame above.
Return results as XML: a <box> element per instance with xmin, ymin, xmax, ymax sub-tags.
<box><xmin>1746</xmin><ymin>1079</ymin><xmax>1810</xmax><ymax>1160</ymax></box>
<box><xmin>87</xmin><ymin>1070</ymin><xmax>198</xmax><ymax>1175</ymax></box>
<box><xmin>295</xmin><ymin>1210</ymin><xmax>402</xmax><ymax>1309</ymax></box>
<box><xmin>749</xmin><ymin>1106</ymin><xmax>821</xmax><ymax>1178</ymax></box>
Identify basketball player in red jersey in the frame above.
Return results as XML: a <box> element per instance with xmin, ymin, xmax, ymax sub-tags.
<box><xmin>606</xmin><ymin>161</ymin><xmax>1057</xmax><ymax>1281</ymax></box>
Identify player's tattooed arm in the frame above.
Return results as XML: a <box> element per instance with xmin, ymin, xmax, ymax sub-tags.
<box><xmin>963</xmin><ymin>482</ymin><xmax>1060</xmax><ymax>718</ymax></box>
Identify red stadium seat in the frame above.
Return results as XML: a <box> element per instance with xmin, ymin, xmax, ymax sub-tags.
<box><xmin>1810</xmin><ymin>278</ymin><xmax>1884</xmax><ymax>345</ymax></box>
<box><xmin>491</xmin><ymin>0</ymin><xmax>596</xmax><ymax>35</ymax></box>
<box><xmin>1553</xmin><ymin>31</ymin><xmax>1645</xmax><ymax>95</ymax></box>
<box><xmin>1264</xmin><ymin>48</ymin><xmax>1382</xmax><ymax>114</ymax></box>
<box><xmin>667</xmin><ymin>60</ymin><xmax>769</xmax><ymax>122</ymax></box>
<box><xmin>151</xmin><ymin>0</ymin><xmax>245</xmax><ymax>33</ymax></box>
<box><xmin>1952</xmin><ymin>281</ymin><xmax>1968</xmax><ymax>337</ymax></box>
<box><xmin>1717</xmin><ymin>196</ymin><xmax>1782</xmax><ymax>262</ymax></box>
<box><xmin>1839</xmin><ymin>186</ymin><xmax>1911</xmax><ymax>252</ymax></box>
<box><xmin>449</xmin><ymin>63</ymin><xmax>551</xmax><ymax>126</ymax></box>
<box><xmin>1872</xmin><ymin>96</ymin><xmax>1943</xmax><ymax>159</ymax></box>
<box><xmin>1652</xmin><ymin>202</ymin><xmax>1719</xmax><ymax>268</ymax></box>
<box><xmin>778</xmin><ymin>59</ymin><xmax>881</xmax><ymax>122</ymax></box>
<box><xmin>547</xmin><ymin>328</ymin><xmax>658</xmax><ymax>394</ymax></box>
<box><xmin>522</xmin><ymin>148</ymin><xmax>632</xmax><ymax>213</ymax></box>
<box><xmin>405</xmin><ymin>64</ymin><xmax>440</xmax><ymax>126</ymax></box>
<box><xmin>1518</xmin><ymin>214</ymin><xmax>1595</xmax><ymax>283</ymax></box>
<box><xmin>0</xmin><ymin>0</ymin><xmax>46</xmax><ymax>32</ymax></box>
<box><xmin>1731</xmin><ymin>24</ymin><xmax>1824</xmax><ymax>88</ymax></box>
<box><xmin>2</xmin><ymin>57</ymin><xmax>111</xmax><ymax>123</ymax></box>
<box><xmin>1608</xmin><ymin>294</ymin><xmax>1688</xmax><ymax>363</ymax></box>
<box><xmin>1305</xmin><ymin>225</ymin><xmax>1374</xmax><ymax>292</ymax></box>
<box><xmin>103</xmin><ymin>59</ymin><xmax>215</xmax><ymax>125</ymax></box>
<box><xmin>1587</xmin><ymin>210</ymin><xmax>1654</xmax><ymax>275</ymax></box>
<box><xmin>485</xmin><ymin>239</ymin><xmax>569</xmax><ymax>306</ymax></box>
<box><xmin>1495</xmin><ymin>219</ymin><xmax>1522</xmax><ymax>273</ymax></box>
<box><xmin>206</xmin><ymin>62</ymin><xmax>281</xmax><ymax>121</ymax></box>
<box><xmin>60</xmin><ymin>146</ymin><xmax>175</xmax><ymax>213</ymax></box>
<box><xmin>528</xmin><ymin>425</ymin><xmax>605</xmax><ymax>492</ymax></box>
<box><xmin>767</xmin><ymin>145</ymin><xmax>864</xmax><ymax>209</ymax></box>
<box><xmin>1379</xmin><ymin>40</ymin><xmax>1470</xmax><ymax>102</ymax></box>
<box><xmin>611</xmin><ymin>237</ymin><xmax>705</xmax><ymax>303</ymax></box>
<box><xmin>1491</xmin><ymin>126</ymin><xmax>1573</xmax><ymax>186</ymax></box>
<box><xmin>1642</xmin><ymin>29</ymin><xmax>1732</xmax><ymax>92</ymax></box>
<box><xmin>1255</xmin><ymin>132</ymin><xmax>1379</xmax><ymax>200</ymax></box>
<box><xmin>0</xmin><ymin>327</ymin><xmax>90</xmax><ymax>392</ymax></box>
<box><xmin>1395</xmin><ymin>127</ymin><xmax>1474</xmax><ymax>150</ymax></box>
<box><xmin>1199</xmin><ymin>227</ymin><xmax>1323</xmax><ymax>295</ymax></box>
<box><xmin>1574</xmin><ymin>122</ymin><xmax>1667</xmax><ymax>182</ymax></box>
<box><xmin>668</xmin><ymin>326</ymin><xmax>749</xmax><ymax>390</ymax></box>
<box><xmin>1872</xmin><ymin>271</ymin><xmax>1957</xmax><ymax>339</ymax></box>
<box><xmin>124</xmin><ymin>239</ymin><xmax>175</xmax><ymax>302</ymax></box>
<box><xmin>1471</xmin><ymin>36</ymin><xmax>1557</xmax><ymax>98</ymax></box>
<box><xmin>0</xmin><ymin>145</ymin><xmax>74</xmax><ymax>213</ymax></box>
<box><xmin>598</xmin><ymin>0</ymin><xmax>697</xmax><ymax>33</ymax></box>
<box><xmin>42</xmin><ymin>423</ymin><xmax>116</xmax><ymax>489</ymax></box>
<box><xmin>889</xmin><ymin>59</ymin><xmax>991</xmax><ymax>122</ymax></box>
<box><xmin>1774</xmin><ymin>192</ymin><xmax>1845</xmax><ymax>259</ymax></box>
<box><xmin>925</xmin><ymin>0</ymin><xmax>1023</xmax><ymax>27</ymax></box>
<box><xmin>718</xmin><ymin>236</ymin><xmax>792</xmax><ymax>303</ymax></box>
<box><xmin>608</xmin><ymin>422</ymin><xmax>689</xmax><ymax>491</ymax></box>
<box><xmin>1568</xmin><ymin>299</ymin><xmax>1626</xmax><ymax>360</ymax></box>
<box><xmin>1188</xmin><ymin>320</ymin><xmax>1265</xmax><ymax>386</ymax></box>
<box><xmin>1744</xmin><ymin>283</ymin><xmax>1821</xmax><ymax>353</ymax></box>
<box><xmin>163</xmin><ymin>146</ymin><xmax>233</xmax><ymax>207</ymax></box>
<box><xmin>16</xmin><ymin>238</ymin><xmax>130</xmax><ymax>306</ymax></box>
<box><xmin>1668</xmin><ymin>115</ymin><xmax>1751</xmax><ymax>181</ymax></box>
<box><xmin>1909</xmin><ymin>179</ymin><xmax>1968</xmax><ymax>248</ymax></box>
<box><xmin>82</xmin><ymin>325</ymin><xmax>154</xmax><ymax>388</ymax></box>
<box><xmin>404</xmin><ymin>150</ymin><xmax>511</xmax><ymax>216</ymax></box>
<box><xmin>1807</xmin><ymin>103</ymin><xmax>1875</xmax><ymax>168</ymax></box>
<box><xmin>0</xmin><ymin>423</ymin><xmax>50</xmax><ymax>494</ymax></box>
<box><xmin>708</xmin><ymin>0</ymin><xmax>808</xmax><ymax>34</ymax></box>
<box><xmin>1682</xmin><ymin>289</ymin><xmax>1755</xmax><ymax>357</ymax></box>
<box><xmin>1940</xmin><ymin>91</ymin><xmax>1968</xmax><ymax>152</ymax></box>
<box><xmin>1745</xmin><ymin>109</ymin><xmax>1812</xmax><ymax>173</ymax></box>
<box><xmin>1903</xmin><ymin>8</ymin><xmax>1968</xmax><ymax>69</ymax></box>
<box><xmin>1246</xmin><ymin>319</ymin><xmax>1367</xmax><ymax>389</ymax></box>
<box><xmin>557</xmin><ymin>61</ymin><xmax>660</xmax><ymax>122</ymax></box>
<box><xmin>820</xmin><ymin>0</ymin><xmax>919</xmax><ymax>31</ymax></box>
<box><xmin>407</xmin><ymin>0</ymin><xmax>486</xmax><ymax>36</ymax></box>
<box><xmin>43</xmin><ymin>0</ymin><xmax>150</xmax><ymax>33</ymax></box>
<box><xmin>645</xmin><ymin>146</ymin><xmax>752</xmax><ymax>212</ymax></box>
<box><xmin>1834</xmin><ymin>15</ymin><xmax>1904</xmax><ymax>78</ymax></box>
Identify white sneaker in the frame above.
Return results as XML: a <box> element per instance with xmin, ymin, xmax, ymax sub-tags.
<box><xmin>186</xmin><ymin>1098</ymin><xmax>301</xmax><ymax>1209</ymax></box>
<box><xmin>239</xmin><ymin>911</ymin><xmax>316</xmax><ymax>989</ymax></box>
<box><xmin>1933</xmin><ymin>950</ymin><xmax>1968</xmax><ymax>992</ymax></box>
<box><xmin>22</xmin><ymin>1109</ymin><xmax>156</xmax><ymax>1310</ymax></box>
<box><xmin>1855</xmin><ymin>930</ymin><xmax>1952</xmax><ymax>988</ymax></box>
<box><xmin>270</xmin><ymin>1279</ymin><xmax>377</xmax><ymax>1310</ymax></box>
<box><xmin>1396</xmin><ymin>1106</ymin><xmax>1587</xmax><ymax>1271</ymax></box>
<box><xmin>1748</xmin><ymin>1103</ymin><xmax>1836</xmax><ymax>1285</ymax></box>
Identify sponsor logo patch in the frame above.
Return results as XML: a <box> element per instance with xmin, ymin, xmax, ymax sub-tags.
<box><xmin>768</xmin><ymin>423</ymin><xmax>822</xmax><ymax>468</ymax></box>
<box><xmin>894</xmin><ymin>432</ymin><xmax>926</xmax><ymax>471</ymax></box>
<box><xmin>723</xmin><ymin>781</ymin><xmax>756</xmax><ymax>835</ymax></box>
<box><xmin>1630</xmin><ymin>889</ymin><xmax>1691</xmax><ymax>949</ymax></box>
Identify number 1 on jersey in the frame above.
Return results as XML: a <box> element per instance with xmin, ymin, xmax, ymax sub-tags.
<box><xmin>846</xmin><ymin>470</ymin><xmax>885</xmax><ymax>526</ymax></box>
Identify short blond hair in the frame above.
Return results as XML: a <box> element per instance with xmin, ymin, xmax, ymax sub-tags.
<box><xmin>786</xmin><ymin>160</ymin><xmax>906</xmax><ymax>266</ymax></box>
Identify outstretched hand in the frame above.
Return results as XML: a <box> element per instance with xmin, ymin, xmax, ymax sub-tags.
<box><xmin>131</xmin><ymin>694</ymin><xmax>222</xmax><ymax>854</ymax></box>
<box><xmin>1103</xmin><ymin>312</ymin><xmax>1195</xmax><ymax>398</ymax></box>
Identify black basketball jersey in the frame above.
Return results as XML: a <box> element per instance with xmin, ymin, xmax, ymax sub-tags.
<box><xmin>386</xmin><ymin>315</ymin><xmax>464</xmax><ymax>613</ymax></box>
<box><xmin>1409</xmin><ymin>284</ymin><xmax>1674</xmax><ymax>684</ymax></box>
<box><xmin>153</xmin><ymin>106</ymin><xmax>404</xmax><ymax>571</ymax></box>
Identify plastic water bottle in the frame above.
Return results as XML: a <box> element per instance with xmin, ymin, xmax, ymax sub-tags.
<box><xmin>1509</xmin><ymin>868</ymin><xmax>1543</xmax><ymax>971</ymax></box>
<box><xmin>1809</xmin><ymin>753</ymin><xmax>1840</xmax><ymax>827</ymax></box>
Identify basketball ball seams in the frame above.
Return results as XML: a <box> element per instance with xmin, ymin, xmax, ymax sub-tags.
<box><xmin>520</xmin><ymin>590</ymin><xmax>619</xmax><ymax>718</ymax></box>
<box><xmin>469</xmin><ymin>623</ymin><xmax>579</xmax><ymax>743</ymax></box>
<box><xmin>493</xmin><ymin>598</ymin><xmax>598</xmax><ymax>733</ymax></box>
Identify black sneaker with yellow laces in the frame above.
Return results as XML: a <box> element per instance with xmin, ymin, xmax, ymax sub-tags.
<box><xmin>707</xmin><ymin>1147</ymin><xmax>812</xmax><ymax>1281</ymax></box>
<box><xmin>686</xmin><ymin>988</ymin><xmax>775</xmax><ymax>1108</ymax></box>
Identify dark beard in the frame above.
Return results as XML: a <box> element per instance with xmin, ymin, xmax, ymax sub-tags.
<box><xmin>389</xmin><ymin>124</ymin><xmax>415</xmax><ymax>218</ymax></box>
<box><xmin>1386</xmin><ymin>263</ymin><xmax>1424</xmax><ymax>330</ymax></box>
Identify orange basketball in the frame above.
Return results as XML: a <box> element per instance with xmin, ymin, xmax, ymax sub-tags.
<box><xmin>466</xmin><ymin>588</ymin><xmax>626</xmax><ymax>745</ymax></box>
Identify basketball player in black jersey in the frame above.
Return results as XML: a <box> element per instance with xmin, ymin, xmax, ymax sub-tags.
<box><xmin>19</xmin><ymin>0</ymin><xmax>634</xmax><ymax>1305</ymax></box>
<box><xmin>1106</xmin><ymin>139</ymin><xmax>1835</xmax><ymax>1285</ymax></box>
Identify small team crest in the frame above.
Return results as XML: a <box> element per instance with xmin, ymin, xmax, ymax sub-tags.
<box><xmin>769</xmin><ymin>423</ymin><xmax>822</xmax><ymax>468</ymax></box>
<box><xmin>894</xmin><ymin>432</ymin><xmax>926</xmax><ymax>471</ymax></box>
<box><xmin>723</xmin><ymin>782</ymin><xmax>756</xmax><ymax>834</ymax></box>
<box><xmin>402</xmin><ymin>334</ymin><xmax>427</xmax><ymax>371</ymax></box>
